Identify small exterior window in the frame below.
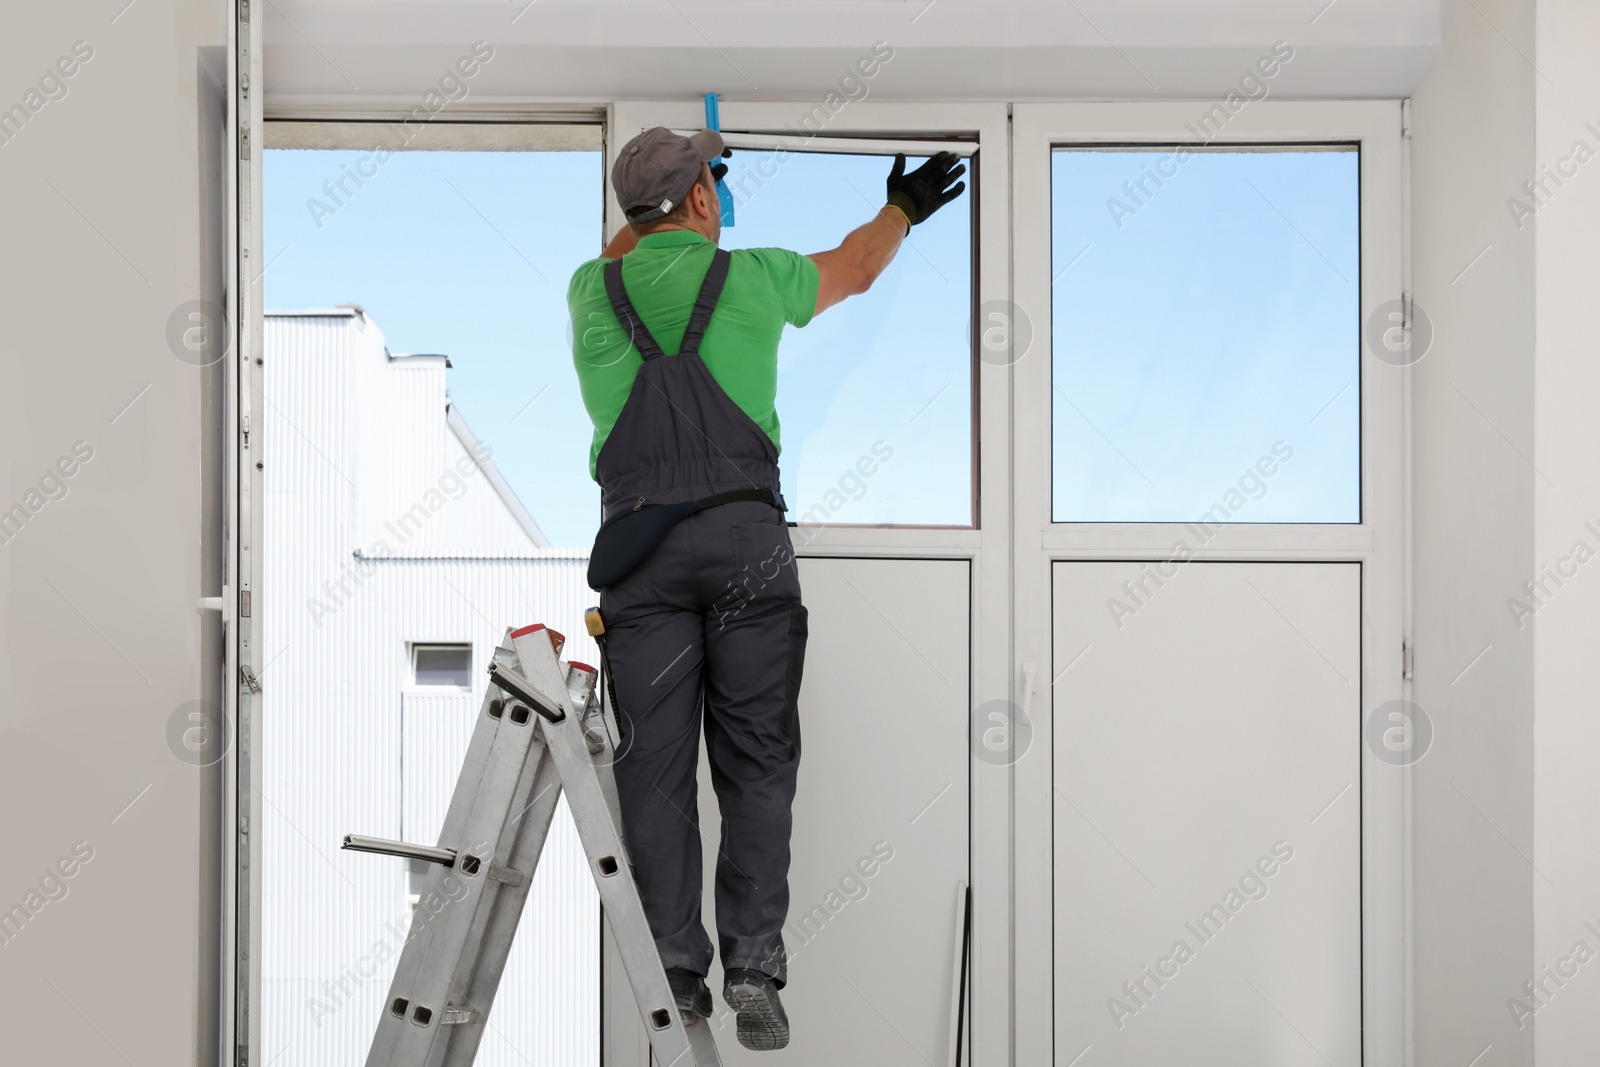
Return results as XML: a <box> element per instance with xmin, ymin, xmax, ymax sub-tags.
<box><xmin>412</xmin><ymin>644</ymin><xmax>472</xmax><ymax>687</ymax></box>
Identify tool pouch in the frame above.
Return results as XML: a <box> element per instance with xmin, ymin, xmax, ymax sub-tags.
<box><xmin>587</xmin><ymin>488</ymin><xmax>786</xmax><ymax>590</ymax></box>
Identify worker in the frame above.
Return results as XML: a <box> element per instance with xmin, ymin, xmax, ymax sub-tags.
<box><xmin>567</xmin><ymin>125</ymin><xmax>965</xmax><ymax>1051</ymax></box>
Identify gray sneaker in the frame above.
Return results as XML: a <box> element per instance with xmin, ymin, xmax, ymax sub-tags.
<box><xmin>722</xmin><ymin>967</ymin><xmax>790</xmax><ymax>1051</ymax></box>
<box><xmin>665</xmin><ymin>967</ymin><xmax>712</xmax><ymax>1020</ymax></box>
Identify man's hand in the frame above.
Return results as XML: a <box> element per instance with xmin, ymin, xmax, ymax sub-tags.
<box><xmin>808</xmin><ymin>151</ymin><xmax>968</xmax><ymax>315</ymax></box>
<box><xmin>885</xmin><ymin>151</ymin><xmax>967</xmax><ymax>229</ymax></box>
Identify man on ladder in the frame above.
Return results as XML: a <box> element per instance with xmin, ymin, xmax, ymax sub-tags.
<box><xmin>567</xmin><ymin>126</ymin><xmax>966</xmax><ymax>1050</ymax></box>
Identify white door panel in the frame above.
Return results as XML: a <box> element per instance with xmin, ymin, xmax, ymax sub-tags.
<box><xmin>1052</xmin><ymin>561</ymin><xmax>1361</xmax><ymax>1066</ymax></box>
<box><xmin>607</xmin><ymin>556</ymin><xmax>972</xmax><ymax>1066</ymax></box>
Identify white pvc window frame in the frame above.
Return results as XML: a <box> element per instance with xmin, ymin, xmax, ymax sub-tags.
<box><xmin>1011</xmin><ymin>100</ymin><xmax>1408</xmax><ymax>1067</ymax></box>
<box><xmin>611</xmin><ymin>99</ymin><xmax>1013</xmax><ymax>1067</ymax></box>
<box><xmin>229</xmin><ymin>97</ymin><xmax>610</xmax><ymax>1067</ymax></box>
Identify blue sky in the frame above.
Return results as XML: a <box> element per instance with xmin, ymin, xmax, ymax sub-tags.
<box><xmin>718</xmin><ymin>149</ymin><xmax>973</xmax><ymax>527</ymax></box>
<box><xmin>1051</xmin><ymin>147</ymin><xmax>1361</xmax><ymax>523</ymax></box>
<box><xmin>265</xmin><ymin>146</ymin><xmax>974</xmax><ymax>546</ymax></box>
<box><xmin>265</xmin><ymin>142</ymin><xmax>1355</xmax><ymax>539</ymax></box>
<box><xmin>265</xmin><ymin>148</ymin><xmax>605</xmax><ymax>547</ymax></box>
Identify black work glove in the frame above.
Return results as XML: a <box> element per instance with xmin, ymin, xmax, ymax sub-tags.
<box><xmin>710</xmin><ymin>147</ymin><xmax>732</xmax><ymax>185</ymax></box>
<box><xmin>885</xmin><ymin>151</ymin><xmax>967</xmax><ymax>228</ymax></box>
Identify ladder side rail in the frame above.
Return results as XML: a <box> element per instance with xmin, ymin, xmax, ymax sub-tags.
<box><xmin>364</xmin><ymin>670</ymin><xmax>517</xmax><ymax>1066</ymax></box>
<box><xmin>439</xmin><ymin>745</ymin><xmax>566</xmax><ymax>1067</ymax></box>
<box><xmin>381</xmin><ymin>671</ymin><xmax>553</xmax><ymax>1065</ymax></box>
<box><xmin>519</xmin><ymin>670</ymin><xmax>707</xmax><ymax>1065</ymax></box>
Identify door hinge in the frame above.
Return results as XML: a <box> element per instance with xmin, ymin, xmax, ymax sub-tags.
<box><xmin>241</xmin><ymin>664</ymin><xmax>261</xmax><ymax>693</ymax></box>
<box><xmin>1402</xmin><ymin>640</ymin><xmax>1414</xmax><ymax>681</ymax></box>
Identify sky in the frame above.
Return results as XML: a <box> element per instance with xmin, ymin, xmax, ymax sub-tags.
<box><xmin>265</xmin><ymin>145</ymin><xmax>974</xmax><ymax>548</ymax></box>
<box><xmin>264</xmin><ymin>140</ymin><xmax>1358</xmax><ymax>542</ymax></box>
<box><xmin>1050</xmin><ymin>147</ymin><xmax>1362</xmax><ymax>524</ymax></box>
<box><xmin>265</xmin><ymin>148</ymin><xmax>605</xmax><ymax>547</ymax></box>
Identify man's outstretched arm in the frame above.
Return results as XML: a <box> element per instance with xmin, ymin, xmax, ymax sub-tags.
<box><xmin>808</xmin><ymin>151</ymin><xmax>967</xmax><ymax>316</ymax></box>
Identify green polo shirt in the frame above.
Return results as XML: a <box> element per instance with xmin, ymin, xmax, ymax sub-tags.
<box><xmin>567</xmin><ymin>230</ymin><xmax>820</xmax><ymax>479</ymax></box>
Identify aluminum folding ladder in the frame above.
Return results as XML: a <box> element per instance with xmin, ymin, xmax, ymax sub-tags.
<box><xmin>343</xmin><ymin>621</ymin><xmax>721</xmax><ymax>1067</ymax></box>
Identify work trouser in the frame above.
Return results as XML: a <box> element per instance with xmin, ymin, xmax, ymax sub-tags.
<box><xmin>599</xmin><ymin>498</ymin><xmax>808</xmax><ymax>986</ymax></box>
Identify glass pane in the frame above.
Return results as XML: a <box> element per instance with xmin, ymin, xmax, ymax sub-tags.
<box><xmin>264</xmin><ymin>147</ymin><xmax>603</xmax><ymax>547</ymax></box>
<box><xmin>413</xmin><ymin>645</ymin><xmax>471</xmax><ymax>687</ymax></box>
<box><xmin>1051</xmin><ymin>146</ymin><xmax>1360</xmax><ymax>523</ymax></box>
<box><xmin>720</xmin><ymin>148</ymin><xmax>974</xmax><ymax>526</ymax></box>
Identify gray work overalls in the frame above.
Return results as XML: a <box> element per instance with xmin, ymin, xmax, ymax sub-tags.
<box><xmin>596</xmin><ymin>247</ymin><xmax>807</xmax><ymax>986</ymax></box>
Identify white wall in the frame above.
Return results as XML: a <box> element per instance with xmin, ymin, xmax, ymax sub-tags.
<box><xmin>20</xmin><ymin>1</ymin><xmax>1600</xmax><ymax>1064</ymax></box>
<box><xmin>258</xmin><ymin>310</ymin><xmax>597</xmax><ymax>1067</ymax></box>
<box><xmin>1532</xmin><ymin>0</ymin><xmax>1600</xmax><ymax>1060</ymax></box>
<box><xmin>1409</xmin><ymin>0</ymin><xmax>1536</xmax><ymax>1063</ymax></box>
<box><xmin>263</xmin><ymin>0</ymin><xmax>1441</xmax><ymax>105</ymax></box>
<box><xmin>0</xmin><ymin>3</ymin><xmax>228</xmax><ymax>1065</ymax></box>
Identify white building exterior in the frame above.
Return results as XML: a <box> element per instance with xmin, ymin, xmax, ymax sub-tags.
<box><xmin>259</xmin><ymin>308</ymin><xmax>599</xmax><ymax>1067</ymax></box>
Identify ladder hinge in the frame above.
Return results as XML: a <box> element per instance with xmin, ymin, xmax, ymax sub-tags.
<box><xmin>1402</xmin><ymin>640</ymin><xmax>1414</xmax><ymax>681</ymax></box>
<box><xmin>487</xmin><ymin>863</ymin><xmax>525</xmax><ymax>887</ymax></box>
<box><xmin>440</xmin><ymin>1006</ymin><xmax>477</xmax><ymax>1026</ymax></box>
<box><xmin>241</xmin><ymin>664</ymin><xmax>261</xmax><ymax>693</ymax></box>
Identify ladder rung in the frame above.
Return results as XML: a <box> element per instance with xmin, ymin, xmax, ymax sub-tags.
<box><xmin>489</xmin><ymin>663</ymin><xmax>566</xmax><ymax>724</ymax></box>
<box><xmin>342</xmin><ymin>835</ymin><xmax>456</xmax><ymax>866</ymax></box>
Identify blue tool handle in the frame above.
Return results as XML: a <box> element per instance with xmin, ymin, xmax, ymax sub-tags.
<box><xmin>704</xmin><ymin>92</ymin><xmax>735</xmax><ymax>227</ymax></box>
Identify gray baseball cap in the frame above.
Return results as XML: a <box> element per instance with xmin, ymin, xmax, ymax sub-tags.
<box><xmin>612</xmin><ymin>126</ymin><xmax>725</xmax><ymax>225</ymax></box>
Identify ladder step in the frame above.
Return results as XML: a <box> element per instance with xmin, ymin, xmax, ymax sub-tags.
<box><xmin>346</xmin><ymin>623</ymin><xmax>720</xmax><ymax>1067</ymax></box>
<box><xmin>486</xmin><ymin>863</ymin><xmax>525</xmax><ymax>887</ymax></box>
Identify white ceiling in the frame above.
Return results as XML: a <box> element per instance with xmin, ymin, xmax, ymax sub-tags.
<box><xmin>263</xmin><ymin>0</ymin><xmax>1441</xmax><ymax>107</ymax></box>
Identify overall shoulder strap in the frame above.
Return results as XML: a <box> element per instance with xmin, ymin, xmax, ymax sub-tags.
<box><xmin>602</xmin><ymin>257</ymin><xmax>667</xmax><ymax>362</ymax></box>
<box><xmin>676</xmin><ymin>248</ymin><xmax>732</xmax><ymax>357</ymax></box>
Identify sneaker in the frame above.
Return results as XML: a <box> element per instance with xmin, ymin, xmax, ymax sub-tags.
<box><xmin>722</xmin><ymin>967</ymin><xmax>790</xmax><ymax>1051</ymax></box>
<box><xmin>665</xmin><ymin>967</ymin><xmax>712</xmax><ymax>1020</ymax></box>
